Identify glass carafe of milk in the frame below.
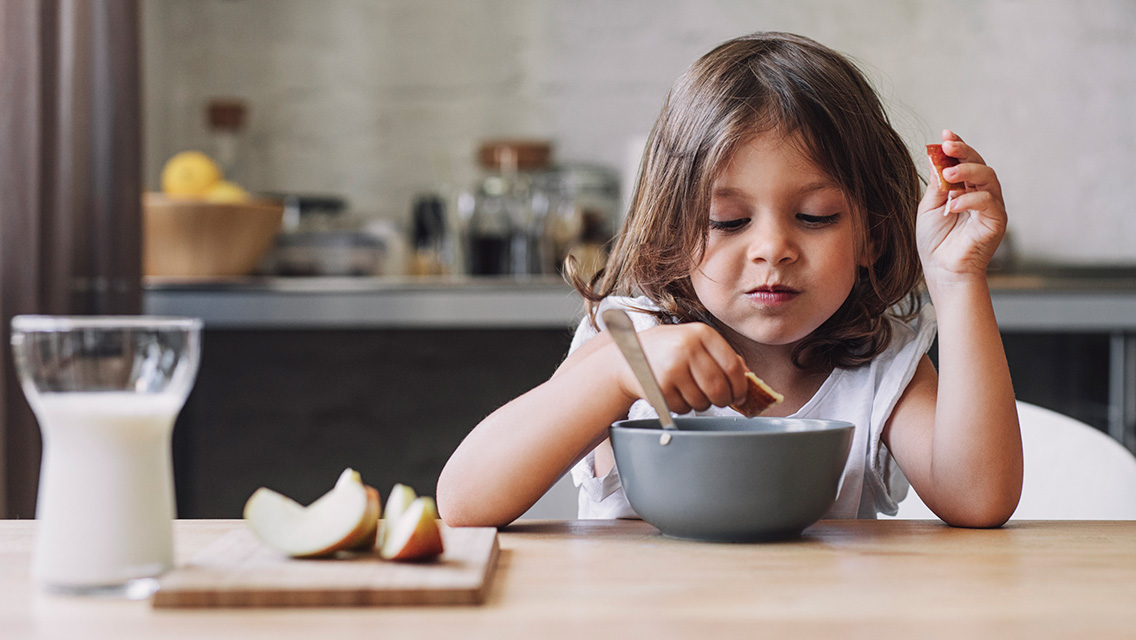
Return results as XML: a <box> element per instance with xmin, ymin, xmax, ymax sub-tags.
<box><xmin>10</xmin><ymin>316</ymin><xmax>202</xmax><ymax>598</ymax></box>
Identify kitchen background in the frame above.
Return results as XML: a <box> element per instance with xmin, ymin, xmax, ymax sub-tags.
<box><xmin>143</xmin><ymin>0</ymin><xmax>1136</xmax><ymax>265</ymax></box>
<box><xmin>6</xmin><ymin>1</ymin><xmax>1133</xmax><ymax>521</ymax></box>
<box><xmin>131</xmin><ymin>0</ymin><xmax>1136</xmax><ymax>520</ymax></box>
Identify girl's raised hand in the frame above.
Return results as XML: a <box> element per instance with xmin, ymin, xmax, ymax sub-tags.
<box><xmin>611</xmin><ymin>322</ymin><xmax>750</xmax><ymax>416</ymax></box>
<box><xmin>916</xmin><ymin>130</ymin><xmax>1007</xmax><ymax>286</ymax></box>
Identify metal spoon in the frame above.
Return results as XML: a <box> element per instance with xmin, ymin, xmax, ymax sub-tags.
<box><xmin>602</xmin><ymin>309</ymin><xmax>677</xmax><ymax>440</ymax></box>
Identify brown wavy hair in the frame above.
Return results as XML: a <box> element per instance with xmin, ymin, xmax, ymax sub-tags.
<box><xmin>567</xmin><ymin>32</ymin><xmax>924</xmax><ymax>371</ymax></box>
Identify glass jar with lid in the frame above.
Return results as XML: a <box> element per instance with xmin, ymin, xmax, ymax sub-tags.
<box><xmin>464</xmin><ymin>140</ymin><xmax>552</xmax><ymax>276</ymax></box>
<box><xmin>532</xmin><ymin>164</ymin><xmax>620</xmax><ymax>278</ymax></box>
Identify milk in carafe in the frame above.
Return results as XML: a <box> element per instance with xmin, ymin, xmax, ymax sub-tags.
<box><xmin>30</xmin><ymin>392</ymin><xmax>182</xmax><ymax>588</ymax></box>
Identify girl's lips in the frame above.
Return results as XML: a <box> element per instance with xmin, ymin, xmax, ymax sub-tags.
<box><xmin>745</xmin><ymin>286</ymin><xmax>799</xmax><ymax>306</ymax></box>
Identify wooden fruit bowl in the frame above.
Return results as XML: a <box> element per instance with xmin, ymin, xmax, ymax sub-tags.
<box><xmin>143</xmin><ymin>193</ymin><xmax>284</xmax><ymax>278</ymax></box>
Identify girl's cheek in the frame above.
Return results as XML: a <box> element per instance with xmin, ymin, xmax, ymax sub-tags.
<box><xmin>696</xmin><ymin>247</ymin><xmax>730</xmax><ymax>276</ymax></box>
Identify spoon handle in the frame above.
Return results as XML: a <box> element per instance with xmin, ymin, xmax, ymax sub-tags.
<box><xmin>602</xmin><ymin>309</ymin><xmax>678</xmax><ymax>430</ymax></box>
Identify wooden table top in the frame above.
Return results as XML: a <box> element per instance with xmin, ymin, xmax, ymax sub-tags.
<box><xmin>2</xmin><ymin>518</ymin><xmax>1135</xmax><ymax>639</ymax></box>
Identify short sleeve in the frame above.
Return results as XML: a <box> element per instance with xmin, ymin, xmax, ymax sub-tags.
<box><xmin>567</xmin><ymin>311</ymin><xmax>600</xmax><ymax>357</ymax></box>
<box><xmin>866</xmin><ymin>304</ymin><xmax>938</xmax><ymax>515</ymax></box>
<box><xmin>568</xmin><ymin>296</ymin><xmax>664</xmax><ymax>357</ymax></box>
<box><xmin>566</xmin><ymin>296</ymin><xmax>661</xmax><ymax>519</ymax></box>
<box><xmin>569</xmin><ymin>448</ymin><xmax>637</xmax><ymax>518</ymax></box>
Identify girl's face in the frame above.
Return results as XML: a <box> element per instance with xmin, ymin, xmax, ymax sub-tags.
<box><xmin>691</xmin><ymin>131</ymin><xmax>863</xmax><ymax>357</ymax></box>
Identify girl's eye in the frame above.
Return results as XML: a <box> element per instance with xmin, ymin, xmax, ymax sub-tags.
<box><xmin>797</xmin><ymin>213</ymin><xmax>841</xmax><ymax>227</ymax></box>
<box><xmin>709</xmin><ymin>218</ymin><xmax>749</xmax><ymax>231</ymax></box>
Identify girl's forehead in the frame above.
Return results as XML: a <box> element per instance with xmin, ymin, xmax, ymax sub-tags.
<box><xmin>713</xmin><ymin>130</ymin><xmax>837</xmax><ymax>189</ymax></box>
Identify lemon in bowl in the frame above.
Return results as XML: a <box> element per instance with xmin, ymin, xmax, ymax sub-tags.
<box><xmin>203</xmin><ymin>180</ymin><xmax>249</xmax><ymax>203</ymax></box>
<box><xmin>160</xmin><ymin>151</ymin><xmax>223</xmax><ymax>197</ymax></box>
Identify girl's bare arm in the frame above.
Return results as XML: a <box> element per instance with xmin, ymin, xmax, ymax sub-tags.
<box><xmin>436</xmin><ymin>333</ymin><xmax>632</xmax><ymax>527</ymax></box>
<box><xmin>883</xmin><ymin>131</ymin><xmax>1022</xmax><ymax>528</ymax></box>
<box><xmin>437</xmin><ymin>322</ymin><xmax>749</xmax><ymax>527</ymax></box>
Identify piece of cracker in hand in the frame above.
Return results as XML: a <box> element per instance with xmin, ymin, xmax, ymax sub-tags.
<box><xmin>926</xmin><ymin>143</ymin><xmax>963</xmax><ymax>192</ymax></box>
<box><xmin>730</xmin><ymin>372</ymin><xmax>785</xmax><ymax>417</ymax></box>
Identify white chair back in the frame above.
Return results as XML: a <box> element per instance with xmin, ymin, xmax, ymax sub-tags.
<box><xmin>891</xmin><ymin>401</ymin><xmax>1136</xmax><ymax>520</ymax></box>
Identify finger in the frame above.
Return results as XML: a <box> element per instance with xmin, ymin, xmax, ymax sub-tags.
<box><xmin>682</xmin><ymin>323</ymin><xmax>750</xmax><ymax>404</ymax></box>
<box><xmin>662</xmin><ymin>391</ymin><xmax>692</xmax><ymax>416</ymax></box>
<box><xmin>687</xmin><ymin>349</ymin><xmax>737</xmax><ymax>408</ymax></box>
<box><xmin>649</xmin><ymin>365</ymin><xmax>690</xmax><ymax>414</ymax></box>
<box><xmin>942</xmin><ymin>161</ymin><xmax>995</xmax><ymax>185</ymax></box>
<box><xmin>920</xmin><ymin>157</ymin><xmax>950</xmax><ymax>210</ymax></box>
<box><xmin>699</xmin><ymin>334</ymin><xmax>751</xmax><ymax>405</ymax></box>
<box><xmin>669</xmin><ymin>367</ymin><xmax>709</xmax><ymax>413</ymax></box>
<box><xmin>940</xmin><ymin>130</ymin><xmax>987</xmax><ymax>166</ymax></box>
<box><xmin>650</xmin><ymin>360</ymin><xmax>698</xmax><ymax>414</ymax></box>
<box><xmin>946</xmin><ymin>190</ymin><xmax>1001</xmax><ymax>217</ymax></box>
<box><xmin>943</xmin><ymin>163</ymin><xmax>1004</xmax><ymax>202</ymax></box>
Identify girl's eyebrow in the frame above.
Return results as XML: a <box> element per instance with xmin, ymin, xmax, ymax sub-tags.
<box><xmin>710</xmin><ymin>186</ymin><xmax>748</xmax><ymax>200</ymax></box>
<box><xmin>795</xmin><ymin>180</ymin><xmax>841</xmax><ymax>196</ymax></box>
<box><xmin>710</xmin><ymin>181</ymin><xmax>840</xmax><ymax>200</ymax></box>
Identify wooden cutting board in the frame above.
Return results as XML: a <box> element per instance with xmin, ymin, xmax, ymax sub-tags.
<box><xmin>152</xmin><ymin>524</ymin><xmax>499</xmax><ymax>608</ymax></box>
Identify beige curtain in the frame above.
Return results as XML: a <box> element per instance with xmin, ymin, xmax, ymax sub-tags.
<box><xmin>0</xmin><ymin>0</ymin><xmax>141</xmax><ymax>518</ymax></box>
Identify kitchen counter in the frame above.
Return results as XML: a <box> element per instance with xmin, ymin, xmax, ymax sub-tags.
<box><xmin>143</xmin><ymin>275</ymin><xmax>584</xmax><ymax>329</ymax></box>
<box><xmin>143</xmin><ymin>268</ymin><xmax>1136</xmax><ymax>453</ymax></box>
<box><xmin>142</xmin><ymin>267</ymin><xmax>1136</xmax><ymax>331</ymax></box>
<box><xmin>2</xmin><ymin>519</ymin><xmax>1135</xmax><ymax>638</ymax></box>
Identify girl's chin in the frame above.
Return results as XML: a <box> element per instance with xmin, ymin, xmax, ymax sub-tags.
<box><xmin>749</xmin><ymin>335</ymin><xmax>810</xmax><ymax>349</ymax></box>
<box><xmin>724</xmin><ymin>324</ymin><xmax>812</xmax><ymax>351</ymax></box>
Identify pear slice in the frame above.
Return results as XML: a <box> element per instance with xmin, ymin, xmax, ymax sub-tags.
<box><xmin>379</xmin><ymin>496</ymin><xmax>445</xmax><ymax>561</ymax></box>
<box><xmin>244</xmin><ymin>468</ymin><xmax>380</xmax><ymax>558</ymax></box>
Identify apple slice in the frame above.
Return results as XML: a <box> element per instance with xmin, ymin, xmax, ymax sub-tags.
<box><xmin>383</xmin><ymin>483</ymin><xmax>417</xmax><ymax>522</ymax></box>
<box><xmin>379</xmin><ymin>496</ymin><xmax>445</xmax><ymax>561</ymax></box>
<box><xmin>730</xmin><ymin>371</ymin><xmax>784</xmax><ymax>417</ymax></box>
<box><xmin>380</xmin><ymin>483</ymin><xmax>417</xmax><ymax>547</ymax></box>
<box><xmin>926</xmin><ymin>143</ymin><xmax>963</xmax><ymax>192</ymax></box>
<box><xmin>339</xmin><ymin>485</ymin><xmax>382</xmax><ymax>551</ymax></box>
<box><xmin>244</xmin><ymin>468</ymin><xmax>380</xmax><ymax>558</ymax></box>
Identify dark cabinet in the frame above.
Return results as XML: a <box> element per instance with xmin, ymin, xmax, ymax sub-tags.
<box><xmin>172</xmin><ymin>328</ymin><xmax>572</xmax><ymax>518</ymax></box>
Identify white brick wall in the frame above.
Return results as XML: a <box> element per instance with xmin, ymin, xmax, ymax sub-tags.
<box><xmin>143</xmin><ymin>0</ymin><xmax>1136</xmax><ymax>263</ymax></box>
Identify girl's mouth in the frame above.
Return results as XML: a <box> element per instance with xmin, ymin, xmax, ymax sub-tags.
<box><xmin>745</xmin><ymin>285</ymin><xmax>800</xmax><ymax>306</ymax></box>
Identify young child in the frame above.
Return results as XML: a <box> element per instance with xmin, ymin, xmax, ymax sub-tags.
<box><xmin>438</xmin><ymin>31</ymin><xmax>1022</xmax><ymax>529</ymax></box>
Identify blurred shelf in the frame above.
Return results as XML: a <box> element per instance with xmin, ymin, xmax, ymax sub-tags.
<box><xmin>143</xmin><ymin>275</ymin><xmax>583</xmax><ymax>329</ymax></box>
<box><xmin>987</xmin><ymin>263</ymin><xmax>1136</xmax><ymax>331</ymax></box>
<box><xmin>143</xmin><ymin>265</ymin><xmax>1136</xmax><ymax>332</ymax></box>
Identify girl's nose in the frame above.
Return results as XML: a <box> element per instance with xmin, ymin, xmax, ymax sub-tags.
<box><xmin>747</xmin><ymin>218</ymin><xmax>798</xmax><ymax>265</ymax></box>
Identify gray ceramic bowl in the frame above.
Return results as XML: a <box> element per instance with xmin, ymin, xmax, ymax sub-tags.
<box><xmin>610</xmin><ymin>416</ymin><xmax>854</xmax><ymax>542</ymax></box>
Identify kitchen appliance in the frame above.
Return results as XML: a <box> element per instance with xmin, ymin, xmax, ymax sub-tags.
<box><xmin>260</xmin><ymin>194</ymin><xmax>388</xmax><ymax>277</ymax></box>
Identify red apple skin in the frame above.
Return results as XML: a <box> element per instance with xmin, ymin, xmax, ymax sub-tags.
<box><xmin>386</xmin><ymin>520</ymin><xmax>443</xmax><ymax>561</ymax></box>
<box><xmin>341</xmin><ymin>486</ymin><xmax>382</xmax><ymax>551</ymax></box>
<box><xmin>926</xmin><ymin>143</ymin><xmax>963</xmax><ymax>191</ymax></box>
<box><xmin>382</xmin><ymin>498</ymin><xmax>445</xmax><ymax>562</ymax></box>
<box><xmin>379</xmin><ymin>483</ymin><xmax>418</xmax><ymax>548</ymax></box>
<box><xmin>288</xmin><ymin>485</ymin><xmax>380</xmax><ymax>558</ymax></box>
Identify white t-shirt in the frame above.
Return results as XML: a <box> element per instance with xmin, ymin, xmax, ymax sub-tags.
<box><xmin>568</xmin><ymin>295</ymin><xmax>937</xmax><ymax>520</ymax></box>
